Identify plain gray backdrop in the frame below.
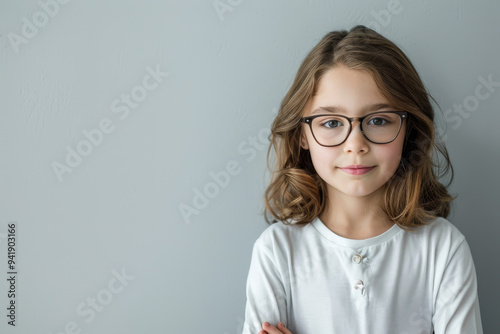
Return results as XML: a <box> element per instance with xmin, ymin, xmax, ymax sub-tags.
<box><xmin>0</xmin><ymin>0</ymin><xmax>498</xmax><ymax>333</ymax></box>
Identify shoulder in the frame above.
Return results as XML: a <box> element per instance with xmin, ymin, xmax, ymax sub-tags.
<box><xmin>404</xmin><ymin>216</ymin><xmax>468</xmax><ymax>260</ymax></box>
<box><xmin>252</xmin><ymin>220</ymin><xmax>312</xmax><ymax>253</ymax></box>
<box><xmin>409</xmin><ymin>216</ymin><xmax>465</xmax><ymax>243</ymax></box>
<box><xmin>255</xmin><ymin>220</ymin><xmax>310</xmax><ymax>243</ymax></box>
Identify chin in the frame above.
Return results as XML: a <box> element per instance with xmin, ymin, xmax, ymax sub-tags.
<box><xmin>326</xmin><ymin>185</ymin><xmax>378</xmax><ymax>198</ymax></box>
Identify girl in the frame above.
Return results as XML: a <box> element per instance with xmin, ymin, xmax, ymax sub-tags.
<box><xmin>242</xmin><ymin>25</ymin><xmax>483</xmax><ymax>334</ymax></box>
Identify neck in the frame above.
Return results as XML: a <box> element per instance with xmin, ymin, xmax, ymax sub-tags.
<box><xmin>319</xmin><ymin>185</ymin><xmax>394</xmax><ymax>240</ymax></box>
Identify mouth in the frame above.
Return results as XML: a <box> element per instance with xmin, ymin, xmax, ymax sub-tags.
<box><xmin>339</xmin><ymin>165</ymin><xmax>375</xmax><ymax>175</ymax></box>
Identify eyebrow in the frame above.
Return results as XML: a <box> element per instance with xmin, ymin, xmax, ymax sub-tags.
<box><xmin>311</xmin><ymin>103</ymin><xmax>396</xmax><ymax>115</ymax></box>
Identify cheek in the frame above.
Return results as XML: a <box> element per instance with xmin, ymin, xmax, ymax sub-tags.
<box><xmin>375</xmin><ymin>143</ymin><xmax>404</xmax><ymax>175</ymax></box>
<box><xmin>308</xmin><ymin>146</ymin><xmax>340</xmax><ymax>171</ymax></box>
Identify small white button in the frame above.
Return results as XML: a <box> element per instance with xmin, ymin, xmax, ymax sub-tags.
<box><xmin>352</xmin><ymin>254</ymin><xmax>363</xmax><ymax>264</ymax></box>
<box><xmin>354</xmin><ymin>279</ymin><xmax>365</xmax><ymax>296</ymax></box>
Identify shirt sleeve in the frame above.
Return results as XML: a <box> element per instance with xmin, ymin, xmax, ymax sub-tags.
<box><xmin>242</xmin><ymin>236</ymin><xmax>288</xmax><ymax>334</ymax></box>
<box><xmin>432</xmin><ymin>238</ymin><xmax>483</xmax><ymax>333</ymax></box>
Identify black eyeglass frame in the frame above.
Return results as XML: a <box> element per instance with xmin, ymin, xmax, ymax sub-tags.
<box><xmin>301</xmin><ymin>111</ymin><xmax>408</xmax><ymax>147</ymax></box>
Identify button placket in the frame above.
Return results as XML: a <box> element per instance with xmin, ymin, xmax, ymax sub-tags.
<box><xmin>351</xmin><ymin>251</ymin><xmax>369</xmax><ymax>297</ymax></box>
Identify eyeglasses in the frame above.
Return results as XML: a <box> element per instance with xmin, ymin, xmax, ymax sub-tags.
<box><xmin>301</xmin><ymin>111</ymin><xmax>407</xmax><ymax>147</ymax></box>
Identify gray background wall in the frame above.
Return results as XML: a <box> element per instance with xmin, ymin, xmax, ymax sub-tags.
<box><xmin>0</xmin><ymin>0</ymin><xmax>498</xmax><ymax>333</ymax></box>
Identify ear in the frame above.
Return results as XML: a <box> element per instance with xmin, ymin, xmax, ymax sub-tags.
<box><xmin>300</xmin><ymin>131</ymin><xmax>309</xmax><ymax>150</ymax></box>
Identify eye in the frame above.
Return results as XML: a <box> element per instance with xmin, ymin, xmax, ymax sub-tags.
<box><xmin>321</xmin><ymin>119</ymin><xmax>343</xmax><ymax>129</ymax></box>
<box><xmin>367</xmin><ymin>117</ymin><xmax>391</xmax><ymax>126</ymax></box>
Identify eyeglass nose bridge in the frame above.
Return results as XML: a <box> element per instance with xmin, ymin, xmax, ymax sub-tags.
<box><xmin>345</xmin><ymin>116</ymin><xmax>367</xmax><ymax>140</ymax></box>
<box><xmin>345</xmin><ymin>117</ymin><xmax>368</xmax><ymax>136</ymax></box>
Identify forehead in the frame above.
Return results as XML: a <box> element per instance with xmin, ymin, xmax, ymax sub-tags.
<box><xmin>306</xmin><ymin>66</ymin><xmax>391</xmax><ymax>116</ymax></box>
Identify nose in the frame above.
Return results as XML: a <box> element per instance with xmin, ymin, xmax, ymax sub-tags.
<box><xmin>343</xmin><ymin>120</ymin><xmax>369</xmax><ymax>153</ymax></box>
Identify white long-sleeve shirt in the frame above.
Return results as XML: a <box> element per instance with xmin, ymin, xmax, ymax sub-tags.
<box><xmin>242</xmin><ymin>216</ymin><xmax>483</xmax><ymax>334</ymax></box>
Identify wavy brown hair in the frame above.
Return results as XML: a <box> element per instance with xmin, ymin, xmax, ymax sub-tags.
<box><xmin>262</xmin><ymin>25</ymin><xmax>456</xmax><ymax>229</ymax></box>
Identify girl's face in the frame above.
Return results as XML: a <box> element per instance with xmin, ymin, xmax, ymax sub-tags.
<box><xmin>300</xmin><ymin>66</ymin><xmax>406</xmax><ymax>200</ymax></box>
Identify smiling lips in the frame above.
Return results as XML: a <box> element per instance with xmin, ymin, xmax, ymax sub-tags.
<box><xmin>339</xmin><ymin>165</ymin><xmax>375</xmax><ymax>175</ymax></box>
